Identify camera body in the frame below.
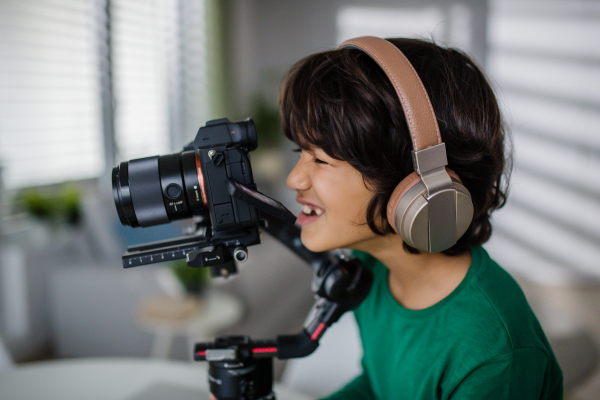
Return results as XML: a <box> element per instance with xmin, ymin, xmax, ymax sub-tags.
<box><xmin>191</xmin><ymin>118</ymin><xmax>259</xmax><ymax>232</ymax></box>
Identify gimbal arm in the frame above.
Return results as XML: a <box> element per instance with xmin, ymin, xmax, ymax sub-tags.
<box><xmin>259</xmin><ymin>213</ymin><xmax>328</xmax><ymax>270</ymax></box>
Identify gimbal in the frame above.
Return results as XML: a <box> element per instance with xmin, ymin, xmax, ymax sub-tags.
<box><xmin>121</xmin><ymin>210</ymin><xmax>372</xmax><ymax>399</ymax></box>
<box><xmin>194</xmin><ymin>214</ymin><xmax>373</xmax><ymax>399</ymax></box>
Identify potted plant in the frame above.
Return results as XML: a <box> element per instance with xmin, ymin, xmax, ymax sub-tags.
<box><xmin>19</xmin><ymin>184</ymin><xmax>82</xmax><ymax>227</ymax></box>
<box><xmin>16</xmin><ymin>184</ymin><xmax>82</xmax><ymax>247</ymax></box>
<box><xmin>169</xmin><ymin>259</ymin><xmax>211</xmax><ymax>298</ymax></box>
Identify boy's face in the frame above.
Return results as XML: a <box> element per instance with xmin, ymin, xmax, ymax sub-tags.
<box><xmin>287</xmin><ymin>147</ymin><xmax>379</xmax><ymax>252</ymax></box>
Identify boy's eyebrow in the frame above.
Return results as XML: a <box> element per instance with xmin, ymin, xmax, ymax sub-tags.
<box><xmin>293</xmin><ymin>140</ymin><xmax>317</xmax><ymax>154</ymax></box>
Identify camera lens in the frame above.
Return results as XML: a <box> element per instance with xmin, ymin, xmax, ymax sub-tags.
<box><xmin>112</xmin><ymin>151</ymin><xmax>207</xmax><ymax>228</ymax></box>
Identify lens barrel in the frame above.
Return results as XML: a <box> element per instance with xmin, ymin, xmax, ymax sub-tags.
<box><xmin>112</xmin><ymin>151</ymin><xmax>205</xmax><ymax>228</ymax></box>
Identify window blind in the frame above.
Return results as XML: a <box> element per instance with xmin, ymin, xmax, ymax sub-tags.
<box><xmin>111</xmin><ymin>0</ymin><xmax>207</xmax><ymax>162</ymax></box>
<box><xmin>485</xmin><ymin>0</ymin><xmax>600</xmax><ymax>284</ymax></box>
<box><xmin>336</xmin><ymin>5</ymin><xmax>474</xmax><ymax>56</ymax></box>
<box><xmin>0</xmin><ymin>0</ymin><xmax>103</xmax><ymax>189</ymax></box>
<box><xmin>111</xmin><ymin>0</ymin><xmax>176</xmax><ymax>161</ymax></box>
<box><xmin>0</xmin><ymin>0</ymin><xmax>208</xmax><ymax>189</ymax></box>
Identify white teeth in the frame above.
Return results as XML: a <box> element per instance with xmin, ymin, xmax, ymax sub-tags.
<box><xmin>301</xmin><ymin>204</ymin><xmax>324</xmax><ymax>216</ymax></box>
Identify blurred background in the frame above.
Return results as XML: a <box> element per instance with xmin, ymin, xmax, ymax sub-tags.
<box><xmin>0</xmin><ymin>0</ymin><xmax>599</xmax><ymax>398</ymax></box>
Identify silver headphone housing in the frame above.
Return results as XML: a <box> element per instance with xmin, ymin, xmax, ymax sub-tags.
<box><xmin>394</xmin><ymin>178</ymin><xmax>474</xmax><ymax>253</ymax></box>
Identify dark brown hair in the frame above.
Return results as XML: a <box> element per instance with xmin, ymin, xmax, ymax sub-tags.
<box><xmin>279</xmin><ymin>38</ymin><xmax>511</xmax><ymax>255</ymax></box>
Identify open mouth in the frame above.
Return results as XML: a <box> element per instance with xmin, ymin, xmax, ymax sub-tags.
<box><xmin>297</xmin><ymin>203</ymin><xmax>324</xmax><ymax>226</ymax></box>
<box><xmin>301</xmin><ymin>204</ymin><xmax>323</xmax><ymax>216</ymax></box>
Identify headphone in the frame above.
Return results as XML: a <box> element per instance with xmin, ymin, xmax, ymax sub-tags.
<box><xmin>338</xmin><ymin>36</ymin><xmax>474</xmax><ymax>253</ymax></box>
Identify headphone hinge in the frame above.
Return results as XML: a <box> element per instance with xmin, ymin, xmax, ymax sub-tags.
<box><xmin>412</xmin><ymin>143</ymin><xmax>448</xmax><ymax>175</ymax></box>
<box><xmin>419</xmin><ymin>167</ymin><xmax>453</xmax><ymax>195</ymax></box>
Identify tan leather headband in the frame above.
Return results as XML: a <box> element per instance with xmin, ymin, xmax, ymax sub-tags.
<box><xmin>338</xmin><ymin>36</ymin><xmax>441</xmax><ymax>151</ymax></box>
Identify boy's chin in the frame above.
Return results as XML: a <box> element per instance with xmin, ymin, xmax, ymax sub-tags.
<box><xmin>300</xmin><ymin>232</ymin><xmax>334</xmax><ymax>253</ymax></box>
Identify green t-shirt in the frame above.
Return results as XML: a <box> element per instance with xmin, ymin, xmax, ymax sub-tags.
<box><xmin>322</xmin><ymin>246</ymin><xmax>563</xmax><ymax>400</ymax></box>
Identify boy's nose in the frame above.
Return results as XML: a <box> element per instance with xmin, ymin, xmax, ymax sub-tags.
<box><xmin>287</xmin><ymin>160</ymin><xmax>310</xmax><ymax>191</ymax></box>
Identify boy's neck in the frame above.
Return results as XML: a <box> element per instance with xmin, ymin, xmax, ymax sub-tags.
<box><xmin>352</xmin><ymin>235</ymin><xmax>472</xmax><ymax>310</ymax></box>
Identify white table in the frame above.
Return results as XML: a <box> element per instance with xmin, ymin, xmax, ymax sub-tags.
<box><xmin>0</xmin><ymin>358</ymin><xmax>311</xmax><ymax>400</ymax></box>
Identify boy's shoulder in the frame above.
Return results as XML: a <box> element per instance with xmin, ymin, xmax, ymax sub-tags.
<box><xmin>453</xmin><ymin>246</ymin><xmax>554</xmax><ymax>356</ymax></box>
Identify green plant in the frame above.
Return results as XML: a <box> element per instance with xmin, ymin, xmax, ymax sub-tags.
<box><xmin>19</xmin><ymin>184</ymin><xmax>82</xmax><ymax>226</ymax></box>
<box><xmin>58</xmin><ymin>185</ymin><xmax>82</xmax><ymax>225</ymax></box>
<box><xmin>21</xmin><ymin>190</ymin><xmax>53</xmax><ymax>220</ymax></box>
<box><xmin>170</xmin><ymin>259</ymin><xmax>211</xmax><ymax>295</ymax></box>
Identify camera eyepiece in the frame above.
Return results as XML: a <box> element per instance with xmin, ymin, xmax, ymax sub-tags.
<box><xmin>237</xmin><ymin>118</ymin><xmax>257</xmax><ymax>151</ymax></box>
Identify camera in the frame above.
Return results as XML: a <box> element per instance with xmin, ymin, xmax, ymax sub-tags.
<box><xmin>112</xmin><ymin>117</ymin><xmax>295</xmax><ymax>277</ymax></box>
<box><xmin>113</xmin><ymin>117</ymin><xmax>258</xmax><ymax>230</ymax></box>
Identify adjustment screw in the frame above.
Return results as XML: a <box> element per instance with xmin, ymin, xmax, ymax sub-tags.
<box><xmin>209</xmin><ymin>151</ymin><xmax>225</xmax><ymax>166</ymax></box>
<box><xmin>220</xmin><ymin>268</ymin><xmax>229</xmax><ymax>277</ymax></box>
<box><xmin>233</xmin><ymin>246</ymin><xmax>248</xmax><ymax>263</ymax></box>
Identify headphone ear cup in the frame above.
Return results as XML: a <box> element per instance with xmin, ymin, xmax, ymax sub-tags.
<box><xmin>386</xmin><ymin>168</ymin><xmax>474</xmax><ymax>252</ymax></box>
<box><xmin>386</xmin><ymin>172</ymin><xmax>421</xmax><ymax>233</ymax></box>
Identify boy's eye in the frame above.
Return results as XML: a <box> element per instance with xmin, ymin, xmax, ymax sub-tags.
<box><xmin>291</xmin><ymin>148</ymin><xmax>329</xmax><ymax>165</ymax></box>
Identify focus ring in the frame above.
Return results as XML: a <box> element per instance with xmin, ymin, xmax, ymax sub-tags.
<box><xmin>128</xmin><ymin>156</ymin><xmax>170</xmax><ymax>227</ymax></box>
